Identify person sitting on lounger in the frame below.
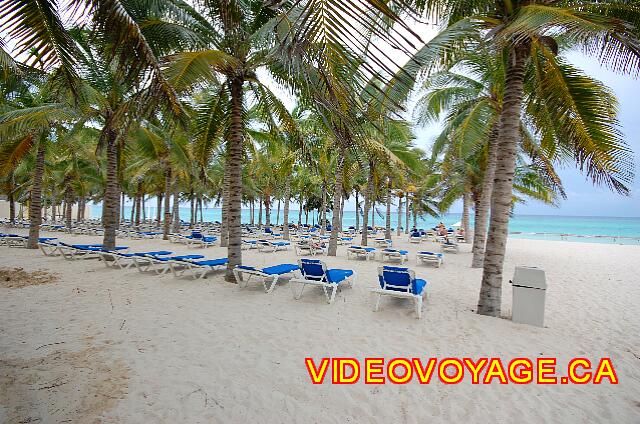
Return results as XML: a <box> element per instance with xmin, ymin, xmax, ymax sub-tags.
<box><xmin>310</xmin><ymin>240</ymin><xmax>326</xmax><ymax>250</ymax></box>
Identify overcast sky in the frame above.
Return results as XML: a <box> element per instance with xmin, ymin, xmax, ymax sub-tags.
<box><xmin>8</xmin><ymin>9</ymin><xmax>636</xmax><ymax>217</ymax></box>
<box><xmin>411</xmin><ymin>51</ymin><xmax>640</xmax><ymax>218</ymax></box>
<box><xmin>263</xmin><ymin>20</ymin><xmax>640</xmax><ymax>218</ymax></box>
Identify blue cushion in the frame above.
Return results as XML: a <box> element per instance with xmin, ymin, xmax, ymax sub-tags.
<box><xmin>350</xmin><ymin>245</ymin><xmax>375</xmax><ymax>252</ymax></box>
<box><xmin>237</xmin><ymin>264</ymin><xmax>298</xmax><ymax>275</ymax></box>
<box><xmin>262</xmin><ymin>264</ymin><xmax>299</xmax><ymax>275</ymax></box>
<box><xmin>273</xmin><ymin>242</ymin><xmax>290</xmax><ymax>246</ymax></box>
<box><xmin>192</xmin><ymin>258</ymin><xmax>228</xmax><ymax>267</ymax></box>
<box><xmin>413</xmin><ymin>279</ymin><xmax>427</xmax><ymax>295</ymax></box>
<box><xmin>379</xmin><ymin>266</ymin><xmax>427</xmax><ymax>294</ymax></box>
<box><xmin>384</xmin><ymin>249</ymin><xmax>408</xmax><ymax>255</ymax></box>
<box><xmin>326</xmin><ymin>269</ymin><xmax>353</xmax><ymax>283</ymax></box>
<box><xmin>134</xmin><ymin>251</ymin><xmax>172</xmax><ymax>257</ymax></box>
<box><xmin>300</xmin><ymin>259</ymin><xmax>324</xmax><ymax>278</ymax></box>
<box><xmin>156</xmin><ymin>254</ymin><xmax>204</xmax><ymax>262</ymax></box>
<box><xmin>419</xmin><ymin>251</ymin><xmax>443</xmax><ymax>257</ymax></box>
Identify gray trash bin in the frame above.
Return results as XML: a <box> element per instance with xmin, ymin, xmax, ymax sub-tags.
<box><xmin>511</xmin><ymin>266</ymin><xmax>547</xmax><ymax>327</ymax></box>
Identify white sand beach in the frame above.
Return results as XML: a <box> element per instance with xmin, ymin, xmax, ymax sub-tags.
<box><xmin>1</xmin><ymin>231</ymin><xmax>639</xmax><ymax>423</ymax></box>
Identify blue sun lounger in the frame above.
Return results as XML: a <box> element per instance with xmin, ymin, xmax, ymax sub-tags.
<box><xmin>290</xmin><ymin>258</ymin><xmax>355</xmax><ymax>304</ymax></box>
<box><xmin>6</xmin><ymin>236</ymin><xmax>57</xmax><ymax>248</ymax></box>
<box><xmin>189</xmin><ymin>235</ymin><xmax>218</xmax><ymax>248</ymax></box>
<box><xmin>38</xmin><ymin>238</ymin><xmax>63</xmax><ymax>256</ymax></box>
<box><xmin>60</xmin><ymin>244</ymin><xmax>128</xmax><ymax>260</ymax></box>
<box><xmin>372</xmin><ymin>266</ymin><xmax>428</xmax><ymax>319</ymax></box>
<box><xmin>133</xmin><ymin>253</ymin><xmax>204</xmax><ymax>274</ymax></box>
<box><xmin>233</xmin><ymin>263</ymin><xmax>299</xmax><ymax>292</ymax></box>
<box><xmin>380</xmin><ymin>248</ymin><xmax>409</xmax><ymax>264</ymax></box>
<box><xmin>417</xmin><ymin>251</ymin><xmax>443</xmax><ymax>267</ymax></box>
<box><xmin>98</xmin><ymin>250</ymin><xmax>173</xmax><ymax>269</ymax></box>
<box><xmin>256</xmin><ymin>239</ymin><xmax>290</xmax><ymax>252</ymax></box>
<box><xmin>346</xmin><ymin>245</ymin><xmax>376</xmax><ymax>260</ymax></box>
<box><xmin>170</xmin><ymin>258</ymin><xmax>229</xmax><ymax>279</ymax></box>
<box><xmin>242</xmin><ymin>239</ymin><xmax>258</xmax><ymax>250</ymax></box>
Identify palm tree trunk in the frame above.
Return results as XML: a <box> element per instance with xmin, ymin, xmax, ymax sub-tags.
<box><xmin>258</xmin><ymin>196</ymin><xmax>263</xmax><ymax>226</ymax></box>
<box><xmin>120</xmin><ymin>192</ymin><xmax>125</xmax><ymax>223</ymax></box>
<box><xmin>198</xmin><ymin>197</ymin><xmax>203</xmax><ymax>224</ymax></box>
<box><xmin>42</xmin><ymin>193</ymin><xmax>47</xmax><ymax>221</ymax></box>
<box><xmin>76</xmin><ymin>196</ymin><xmax>82</xmax><ymax>222</ymax></box>
<box><xmin>339</xmin><ymin>193</ymin><xmax>345</xmax><ymax>230</ymax></box>
<box><xmin>65</xmin><ymin>188</ymin><xmax>73</xmax><ymax>231</ymax></box>
<box><xmin>220</xmin><ymin>162</ymin><xmax>230</xmax><ymax>246</ymax></box>
<box><xmin>385</xmin><ymin>180</ymin><xmax>392</xmax><ymax>240</ymax></box>
<box><xmin>461</xmin><ymin>191</ymin><xmax>470</xmax><ymax>242</ymax></box>
<box><xmin>51</xmin><ymin>188</ymin><xmax>56</xmax><ymax>222</ymax></box>
<box><xmin>397</xmin><ymin>195</ymin><xmax>403</xmax><ymax>236</ymax></box>
<box><xmin>27</xmin><ymin>139</ymin><xmax>46</xmax><ymax>249</ymax></box>
<box><xmin>190</xmin><ymin>192</ymin><xmax>195</xmax><ymax>228</ymax></box>
<box><xmin>135</xmin><ymin>182</ymin><xmax>142</xmax><ymax>229</ymax></box>
<box><xmin>478</xmin><ymin>45</ymin><xmax>528</xmax><ymax>317</ymax></box>
<box><xmin>130</xmin><ymin>197</ymin><xmax>135</xmax><ymax>223</ymax></box>
<box><xmin>8</xmin><ymin>172</ymin><xmax>15</xmax><ymax>224</ymax></box>
<box><xmin>264</xmin><ymin>197</ymin><xmax>271</xmax><ymax>227</ymax></box>
<box><xmin>102</xmin><ymin>128</ymin><xmax>119</xmax><ymax>250</ymax></box>
<box><xmin>283</xmin><ymin>179</ymin><xmax>291</xmax><ymax>240</ymax></box>
<box><xmin>405</xmin><ymin>195</ymin><xmax>410</xmax><ymax>233</ymax></box>
<box><xmin>328</xmin><ymin>148</ymin><xmax>345</xmax><ymax>256</ymax></box>
<box><xmin>371</xmin><ymin>201</ymin><xmax>376</xmax><ymax>229</ymax></box>
<box><xmin>163</xmin><ymin>165</ymin><xmax>172</xmax><ymax>239</ymax></box>
<box><xmin>361</xmin><ymin>164</ymin><xmax>374</xmax><ymax>246</ymax></box>
<box><xmin>320</xmin><ymin>184</ymin><xmax>326</xmax><ymax>234</ymax></box>
<box><xmin>471</xmin><ymin>125</ymin><xmax>499</xmax><ymax>267</ymax></box>
<box><xmin>225</xmin><ymin>76</ymin><xmax>244</xmax><ymax>282</ymax></box>
<box><xmin>171</xmin><ymin>181</ymin><xmax>180</xmax><ymax>233</ymax></box>
<box><xmin>142</xmin><ymin>194</ymin><xmax>146</xmax><ymax>222</ymax></box>
<box><xmin>156</xmin><ymin>194</ymin><xmax>163</xmax><ymax>227</ymax></box>
<box><xmin>297</xmin><ymin>196</ymin><xmax>303</xmax><ymax>225</ymax></box>
<box><xmin>355</xmin><ymin>190</ymin><xmax>360</xmax><ymax>231</ymax></box>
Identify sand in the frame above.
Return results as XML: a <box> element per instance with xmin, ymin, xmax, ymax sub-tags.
<box><xmin>1</xmin><ymin>228</ymin><xmax>639</xmax><ymax>423</ymax></box>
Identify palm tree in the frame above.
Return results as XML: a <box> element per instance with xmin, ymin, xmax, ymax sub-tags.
<box><xmin>402</xmin><ymin>6</ymin><xmax>638</xmax><ymax>315</ymax></box>
<box><xmin>165</xmin><ymin>1</ymin><xmax>302</xmax><ymax>281</ymax></box>
<box><xmin>0</xmin><ymin>75</ymin><xmax>78</xmax><ymax>248</ymax></box>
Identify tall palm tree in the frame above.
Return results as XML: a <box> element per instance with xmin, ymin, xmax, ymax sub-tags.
<box><xmin>0</xmin><ymin>75</ymin><xmax>78</xmax><ymax>248</ymax></box>
<box><xmin>165</xmin><ymin>1</ymin><xmax>301</xmax><ymax>281</ymax></box>
<box><xmin>402</xmin><ymin>4</ymin><xmax>638</xmax><ymax>315</ymax></box>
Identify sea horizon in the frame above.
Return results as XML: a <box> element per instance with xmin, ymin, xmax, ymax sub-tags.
<box><xmin>90</xmin><ymin>204</ymin><xmax>640</xmax><ymax>245</ymax></box>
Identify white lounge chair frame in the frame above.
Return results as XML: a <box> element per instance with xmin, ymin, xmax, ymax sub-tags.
<box><xmin>233</xmin><ymin>266</ymin><xmax>296</xmax><ymax>293</ymax></box>
<box><xmin>169</xmin><ymin>260</ymin><xmax>226</xmax><ymax>279</ymax></box>
<box><xmin>290</xmin><ymin>263</ymin><xmax>355</xmax><ymax>304</ymax></box>
<box><xmin>346</xmin><ymin>247</ymin><xmax>375</xmax><ymax>260</ymax></box>
<box><xmin>371</xmin><ymin>267</ymin><xmax>426</xmax><ymax>319</ymax></box>
<box><xmin>256</xmin><ymin>240</ymin><xmax>290</xmax><ymax>253</ymax></box>
<box><xmin>380</xmin><ymin>250</ymin><xmax>408</xmax><ymax>264</ymax></box>
<box><xmin>417</xmin><ymin>252</ymin><xmax>443</xmax><ymax>267</ymax></box>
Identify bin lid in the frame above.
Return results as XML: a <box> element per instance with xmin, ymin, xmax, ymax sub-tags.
<box><xmin>512</xmin><ymin>266</ymin><xmax>547</xmax><ymax>290</ymax></box>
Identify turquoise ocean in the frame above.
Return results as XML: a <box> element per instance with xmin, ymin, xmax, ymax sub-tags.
<box><xmin>92</xmin><ymin>204</ymin><xmax>640</xmax><ymax>245</ymax></box>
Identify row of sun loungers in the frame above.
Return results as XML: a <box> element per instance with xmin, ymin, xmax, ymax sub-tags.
<box><xmin>22</xmin><ymin>233</ymin><xmax>432</xmax><ymax>318</ymax></box>
<box><xmin>168</xmin><ymin>232</ymin><xmax>218</xmax><ymax>247</ymax></box>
